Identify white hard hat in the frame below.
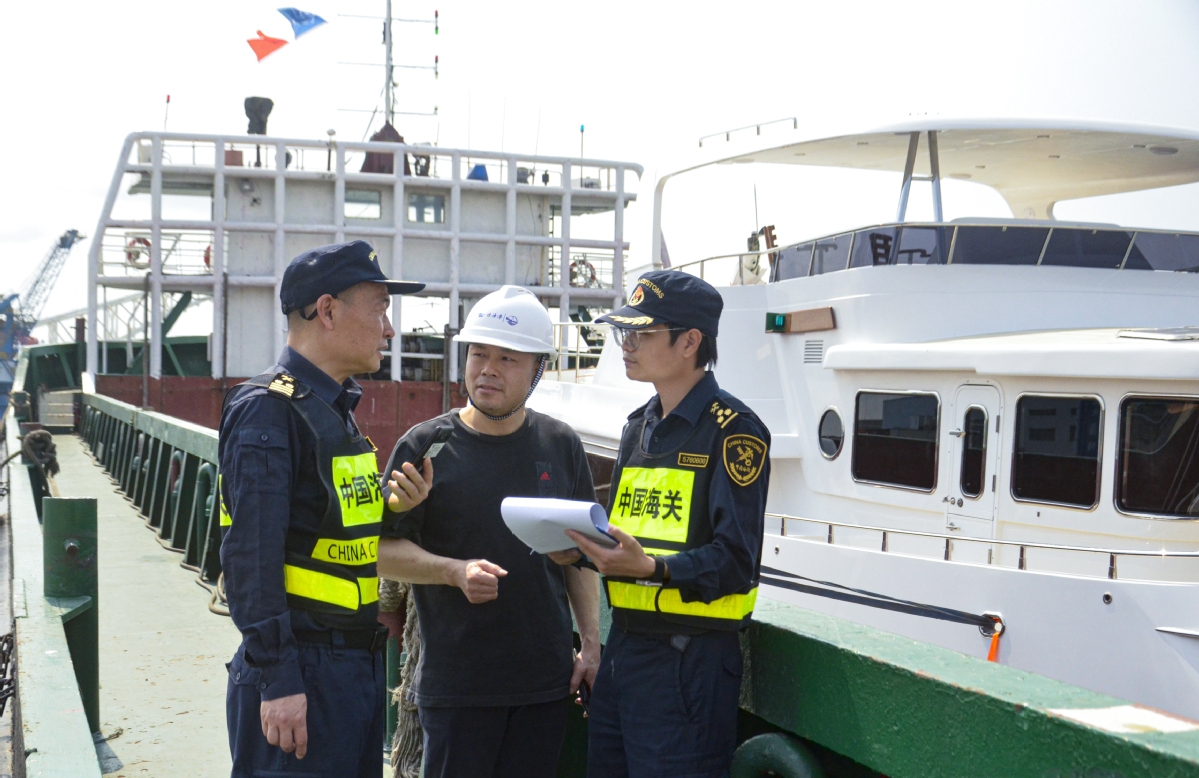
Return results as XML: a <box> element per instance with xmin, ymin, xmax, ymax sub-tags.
<box><xmin>454</xmin><ymin>286</ymin><xmax>556</xmax><ymax>355</ymax></box>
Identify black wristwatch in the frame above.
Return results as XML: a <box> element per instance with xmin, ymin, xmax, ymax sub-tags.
<box><xmin>649</xmin><ymin>556</ymin><xmax>667</xmax><ymax>584</ymax></box>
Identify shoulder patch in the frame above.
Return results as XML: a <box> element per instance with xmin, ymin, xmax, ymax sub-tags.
<box><xmin>723</xmin><ymin>434</ymin><xmax>767</xmax><ymax>487</ymax></box>
<box><xmin>267</xmin><ymin>373</ymin><xmax>298</xmax><ymax>398</ymax></box>
<box><xmin>709</xmin><ymin>398</ymin><xmax>740</xmax><ymax>429</ymax></box>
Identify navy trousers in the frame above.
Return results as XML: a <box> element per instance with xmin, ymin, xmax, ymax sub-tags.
<box><xmin>226</xmin><ymin>642</ymin><xmax>385</xmax><ymax>778</ymax></box>
<box><xmin>587</xmin><ymin>628</ymin><xmax>743</xmax><ymax>778</ymax></box>
<box><xmin>418</xmin><ymin>697</ymin><xmax>571</xmax><ymax>778</ymax></box>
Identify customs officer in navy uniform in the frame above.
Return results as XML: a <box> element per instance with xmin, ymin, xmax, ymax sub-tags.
<box><xmin>553</xmin><ymin>270</ymin><xmax>771</xmax><ymax>778</ymax></box>
<box><xmin>218</xmin><ymin>241</ymin><xmax>429</xmax><ymax>777</ymax></box>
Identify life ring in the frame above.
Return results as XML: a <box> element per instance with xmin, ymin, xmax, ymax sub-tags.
<box><xmin>570</xmin><ymin>259</ymin><xmax>598</xmax><ymax>287</ymax></box>
<box><xmin>125</xmin><ymin>236</ymin><xmax>151</xmax><ymax>268</ymax></box>
<box><xmin>203</xmin><ymin>244</ymin><xmax>212</xmax><ymax>269</ymax></box>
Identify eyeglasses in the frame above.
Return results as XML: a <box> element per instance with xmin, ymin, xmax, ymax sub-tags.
<box><xmin>610</xmin><ymin>326</ymin><xmax>688</xmax><ymax>350</ymax></box>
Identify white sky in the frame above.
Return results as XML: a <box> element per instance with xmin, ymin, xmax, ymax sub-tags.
<box><xmin>5</xmin><ymin>0</ymin><xmax>1199</xmax><ymax>335</ymax></box>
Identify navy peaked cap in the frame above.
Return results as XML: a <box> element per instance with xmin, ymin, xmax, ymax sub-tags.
<box><xmin>280</xmin><ymin>240</ymin><xmax>425</xmax><ymax>314</ymax></box>
<box><xmin>596</xmin><ymin>270</ymin><xmax>723</xmax><ymax>338</ymax></box>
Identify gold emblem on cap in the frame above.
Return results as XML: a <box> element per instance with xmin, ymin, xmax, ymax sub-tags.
<box><xmin>629</xmin><ymin>286</ymin><xmax>645</xmax><ymax>306</ymax></box>
<box><xmin>368</xmin><ymin>250</ymin><xmax>378</xmax><ymax>264</ymax></box>
<box><xmin>638</xmin><ymin>278</ymin><xmax>665</xmax><ymax>299</ymax></box>
<box><xmin>607</xmin><ymin>315</ymin><xmax>655</xmax><ymax>326</ymax></box>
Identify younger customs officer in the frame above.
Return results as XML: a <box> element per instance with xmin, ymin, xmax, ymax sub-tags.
<box><xmin>557</xmin><ymin>270</ymin><xmax>771</xmax><ymax>778</ymax></box>
<box><xmin>219</xmin><ymin>241</ymin><xmax>427</xmax><ymax>777</ymax></box>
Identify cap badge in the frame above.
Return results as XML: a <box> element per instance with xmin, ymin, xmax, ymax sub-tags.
<box><xmin>629</xmin><ymin>286</ymin><xmax>645</xmax><ymax>306</ymax></box>
<box><xmin>368</xmin><ymin>250</ymin><xmax>378</xmax><ymax>265</ymax></box>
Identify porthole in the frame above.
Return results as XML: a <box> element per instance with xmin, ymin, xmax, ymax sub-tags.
<box><xmin>819</xmin><ymin>409</ymin><xmax>844</xmax><ymax>460</ymax></box>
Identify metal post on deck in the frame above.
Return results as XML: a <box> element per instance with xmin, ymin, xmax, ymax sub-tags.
<box><xmin>896</xmin><ymin>132</ymin><xmax>920</xmax><ymax>222</ymax></box>
<box><xmin>928</xmin><ymin>130</ymin><xmax>944</xmax><ymax>223</ymax></box>
<box><xmin>43</xmin><ymin>497</ymin><xmax>100</xmax><ymax>733</ymax></box>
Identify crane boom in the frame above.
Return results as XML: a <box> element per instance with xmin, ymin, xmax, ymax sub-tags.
<box><xmin>17</xmin><ymin>229</ymin><xmax>84</xmax><ymax>328</ymax></box>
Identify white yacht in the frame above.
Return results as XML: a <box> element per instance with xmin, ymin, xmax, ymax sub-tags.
<box><xmin>530</xmin><ymin>118</ymin><xmax>1199</xmax><ymax>720</ymax></box>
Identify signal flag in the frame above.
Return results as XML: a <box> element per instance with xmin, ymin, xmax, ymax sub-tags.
<box><xmin>248</xmin><ymin>30</ymin><xmax>289</xmax><ymax>61</ymax></box>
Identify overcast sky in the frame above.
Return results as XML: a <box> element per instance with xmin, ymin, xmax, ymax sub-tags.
<box><xmin>4</xmin><ymin>0</ymin><xmax>1199</xmax><ymax>333</ymax></box>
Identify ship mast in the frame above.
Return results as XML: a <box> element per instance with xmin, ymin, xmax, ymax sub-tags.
<box><xmin>384</xmin><ymin>0</ymin><xmax>394</xmax><ymax>125</ymax></box>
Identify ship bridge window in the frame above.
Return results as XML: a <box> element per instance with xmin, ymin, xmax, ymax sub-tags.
<box><xmin>811</xmin><ymin>233</ymin><xmax>852</xmax><ymax>275</ymax></box>
<box><xmin>849</xmin><ymin>226</ymin><xmax>948</xmax><ymax>268</ymax></box>
<box><xmin>1117</xmin><ymin>397</ymin><xmax>1199</xmax><ymax>517</ymax></box>
<box><xmin>772</xmin><ymin>242</ymin><xmax>814</xmax><ymax>281</ymax></box>
<box><xmin>1123</xmin><ymin>232</ymin><xmax>1199</xmax><ymax>272</ymax></box>
<box><xmin>952</xmin><ymin>226</ymin><xmax>1049</xmax><ymax>266</ymax></box>
<box><xmin>407</xmin><ymin>193</ymin><xmax>446</xmax><ymax>224</ymax></box>
<box><xmin>1040</xmin><ymin>229</ymin><xmax>1131</xmax><ymax>269</ymax></box>
<box><xmin>852</xmin><ymin>392</ymin><xmax>939</xmax><ymax>491</ymax></box>
<box><xmin>345</xmin><ymin>189</ymin><xmax>382</xmax><ymax>220</ymax></box>
<box><xmin>1012</xmin><ymin>395</ymin><xmax>1102</xmax><ymax>508</ymax></box>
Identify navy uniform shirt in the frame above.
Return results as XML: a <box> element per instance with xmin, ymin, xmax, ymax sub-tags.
<box><xmin>621</xmin><ymin>371</ymin><xmax>770</xmax><ymax>604</ymax></box>
<box><xmin>218</xmin><ymin>346</ymin><xmax>365</xmax><ymax>701</ymax></box>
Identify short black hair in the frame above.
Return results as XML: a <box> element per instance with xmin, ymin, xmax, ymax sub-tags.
<box><xmin>666</xmin><ymin>322</ymin><xmax>718</xmax><ymax>370</ymax></box>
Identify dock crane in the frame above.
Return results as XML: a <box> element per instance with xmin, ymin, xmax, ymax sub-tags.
<box><xmin>1</xmin><ymin>229</ymin><xmax>85</xmax><ymax>404</ymax></box>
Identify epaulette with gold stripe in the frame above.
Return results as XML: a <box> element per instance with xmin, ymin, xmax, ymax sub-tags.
<box><xmin>267</xmin><ymin>373</ymin><xmax>298</xmax><ymax>398</ymax></box>
<box><xmin>708</xmin><ymin>397</ymin><xmax>740</xmax><ymax>429</ymax></box>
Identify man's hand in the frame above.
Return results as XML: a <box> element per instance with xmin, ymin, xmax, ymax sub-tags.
<box><xmin>261</xmin><ymin>693</ymin><xmax>308</xmax><ymax>759</ymax></box>
<box><xmin>387</xmin><ymin>459</ymin><xmax>433</xmax><ymax>513</ymax></box>
<box><xmin>547</xmin><ymin>548</ymin><xmax>582</xmax><ymax>566</ymax></box>
<box><xmin>449</xmin><ymin>559</ymin><xmax>508</xmax><ymax>603</ymax></box>
<box><xmin>567</xmin><ymin>526</ymin><xmax>656</xmax><ymax>579</ymax></box>
<box><xmin>570</xmin><ymin>636</ymin><xmax>601</xmax><ymax>694</ymax></box>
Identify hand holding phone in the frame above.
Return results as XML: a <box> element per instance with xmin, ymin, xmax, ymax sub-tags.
<box><xmin>386</xmin><ymin>426</ymin><xmax>452</xmax><ymax>513</ymax></box>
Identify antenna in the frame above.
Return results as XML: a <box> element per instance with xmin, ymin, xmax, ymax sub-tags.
<box><xmin>163</xmin><ymin>94</ymin><xmax>171</xmax><ymax>131</ymax></box>
<box><xmin>580</xmin><ymin>125</ymin><xmax>585</xmax><ymax>159</ymax></box>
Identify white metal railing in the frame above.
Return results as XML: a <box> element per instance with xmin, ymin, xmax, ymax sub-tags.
<box><xmin>772</xmin><ymin>512</ymin><xmax>1199</xmax><ymax>582</ymax></box>
<box><xmin>87</xmin><ymin>131</ymin><xmax>642</xmax><ymax>382</ymax></box>
<box><xmin>549</xmin><ymin>321</ymin><xmax>608</xmax><ymax>383</ymax></box>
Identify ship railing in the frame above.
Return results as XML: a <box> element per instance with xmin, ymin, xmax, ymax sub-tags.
<box><xmin>666</xmin><ymin>220</ymin><xmax>1199</xmax><ymax>289</ymax></box>
<box><xmin>545</xmin><ymin>247</ymin><xmax>617</xmax><ymax>290</ymax></box>
<box><xmin>78</xmin><ymin>394</ymin><xmax>224</xmax><ymax>599</ymax></box>
<box><xmin>99</xmin><ymin>228</ymin><xmax>215</xmax><ymax>279</ymax></box>
<box><xmin>770</xmin><ymin>512</ymin><xmax>1199</xmax><ymax>582</ymax></box>
<box><xmin>549</xmin><ymin>321</ymin><xmax>608</xmax><ymax>383</ymax></box>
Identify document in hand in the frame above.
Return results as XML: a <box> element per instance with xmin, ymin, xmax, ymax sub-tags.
<box><xmin>500</xmin><ymin>497</ymin><xmax>619</xmax><ymax>554</ymax></box>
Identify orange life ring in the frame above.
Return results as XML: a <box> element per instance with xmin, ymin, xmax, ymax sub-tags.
<box><xmin>203</xmin><ymin>244</ymin><xmax>212</xmax><ymax>269</ymax></box>
<box><xmin>570</xmin><ymin>259</ymin><xmax>598</xmax><ymax>287</ymax></box>
<box><xmin>125</xmin><ymin>236</ymin><xmax>151</xmax><ymax>268</ymax></box>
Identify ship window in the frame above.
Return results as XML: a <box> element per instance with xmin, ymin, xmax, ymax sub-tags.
<box><xmin>1122</xmin><ymin>232</ymin><xmax>1199</xmax><ymax>272</ymax></box>
<box><xmin>960</xmin><ymin>406</ymin><xmax>987</xmax><ymax>498</ymax></box>
<box><xmin>852</xmin><ymin>392</ymin><xmax>939</xmax><ymax>491</ymax></box>
<box><xmin>811</xmin><ymin>233</ymin><xmax>852</xmax><ymax>275</ymax></box>
<box><xmin>818</xmin><ymin>409</ymin><xmax>844</xmax><ymax>459</ymax></box>
<box><xmin>1012</xmin><ymin>395</ymin><xmax>1102</xmax><ymax>508</ymax></box>
<box><xmin>849</xmin><ymin>226</ymin><xmax>948</xmax><ymax>269</ymax></box>
<box><xmin>773</xmin><ymin>242</ymin><xmax>813</xmax><ymax>281</ymax></box>
<box><xmin>345</xmin><ymin>189</ymin><xmax>381</xmax><ymax>220</ymax></box>
<box><xmin>951</xmin><ymin>226</ymin><xmax>1048</xmax><ymax>266</ymax></box>
<box><xmin>1117</xmin><ymin>397</ymin><xmax>1199</xmax><ymax>517</ymax></box>
<box><xmin>1040</xmin><ymin>229</ymin><xmax>1131</xmax><ymax>269</ymax></box>
<box><xmin>849</xmin><ymin>227</ymin><xmax>897</xmax><ymax>268</ymax></box>
<box><xmin>407</xmin><ymin>193</ymin><xmax>446</xmax><ymax>224</ymax></box>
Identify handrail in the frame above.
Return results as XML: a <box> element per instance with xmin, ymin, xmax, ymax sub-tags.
<box><xmin>549</xmin><ymin>321</ymin><xmax>608</xmax><ymax>383</ymax></box>
<box><xmin>769</xmin><ymin>512</ymin><xmax>1199</xmax><ymax>580</ymax></box>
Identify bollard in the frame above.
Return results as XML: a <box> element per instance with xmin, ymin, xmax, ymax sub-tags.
<box><xmin>43</xmin><ymin>497</ymin><xmax>100</xmax><ymax>733</ymax></box>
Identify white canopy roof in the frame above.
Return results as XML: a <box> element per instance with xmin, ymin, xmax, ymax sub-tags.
<box><xmin>697</xmin><ymin>118</ymin><xmax>1199</xmax><ymax>219</ymax></box>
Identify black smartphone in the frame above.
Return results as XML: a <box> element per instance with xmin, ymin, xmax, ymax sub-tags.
<box><xmin>578</xmin><ymin>680</ymin><xmax>591</xmax><ymax>716</ymax></box>
<box><xmin>411</xmin><ymin>425</ymin><xmax>453</xmax><ymax>470</ymax></box>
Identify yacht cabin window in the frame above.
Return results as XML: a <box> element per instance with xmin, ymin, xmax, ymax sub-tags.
<box><xmin>1012</xmin><ymin>395</ymin><xmax>1103</xmax><ymax>508</ymax></box>
<box><xmin>772</xmin><ymin>242</ymin><xmax>814</xmax><ymax>282</ymax></box>
<box><xmin>1117</xmin><ymin>397</ymin><xmax>1199</xmax><ymax>517</ymax></box>
<box><xmin>851</xmin><ymin>392</ymin><xmax>939</xmax><ymax>491</ymax></box>
<box><xmin>952</xmin><ymin>226</ymin><xmax>1049</xmax><ymax>265</ymax></box>
<box><xmin>811</xmin><ymin>233</ymin><xmax>852</xmax><ymax>275</ymax></box>
<box><xmin>960</xmin><ymin>406</ymin><xmax>987</xmax><ymax>499</ymax></box>
<box><xmin>848</xmin><ymin>227</ymin><xmax>948</xmax><ymax>268</ymax></box>
<box><xmin>1040</xmin><ymin>229</ymin><xmax>1131</xmax><ymax>269</ymax></box>
<box><xmin>818</xmin><ymin>409</ymin><xmax>844</xmax><ymax>459</ymax></box>
<box><xmin>1123</xmin><ymin>232</ymin><xmax>1199</xmax><ymax>272</ymax></box>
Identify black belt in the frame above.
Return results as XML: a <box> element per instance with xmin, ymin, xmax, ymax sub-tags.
<box><xmin>294</xmin><ymin>627</ymin><xmax>389</xmax><ymax>653</ymax></box>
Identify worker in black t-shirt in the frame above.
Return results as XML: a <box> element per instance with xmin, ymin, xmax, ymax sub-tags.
<box><xmin>555</xmin><ymin>270</ymin><xmax>770</xmax><ymax>778</ymax></box>
<box><xmin>378</xmin><ymin>286</ymin><xmax>601</xmax><ymax>778</ymax></box>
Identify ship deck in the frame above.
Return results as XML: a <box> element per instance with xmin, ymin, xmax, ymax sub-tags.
<box><xmin>55</xmin><ymin>433</ymin><xmax>239</xmax><ymax>776</ymax></box>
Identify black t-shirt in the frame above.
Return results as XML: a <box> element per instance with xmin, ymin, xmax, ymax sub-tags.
<box><xmin>383</xmin><ymin>408</ymin><xmax>596</xmax><ymax>707</ymax></box>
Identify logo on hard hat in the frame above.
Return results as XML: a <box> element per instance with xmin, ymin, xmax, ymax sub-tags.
<box><xmin>505</xmin><ymin>315</ymin><xmax>519</xmax><ymax>326</ymax></box>
<box><xmin>629</xmin><ymin>286</ymin><xmax>645</xmax><ymax>306</ymax></box>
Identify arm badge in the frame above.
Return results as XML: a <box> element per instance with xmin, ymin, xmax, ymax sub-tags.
<box><xmin>723</xmin><ymin>434</ymin><xmax>767</xmax><ymax>487</ymax></box>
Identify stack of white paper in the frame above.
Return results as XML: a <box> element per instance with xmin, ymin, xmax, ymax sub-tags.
<box><xmin>500</xmin><ymin>497</ymin><xmax>618</xmax><ymax>554</ymax></box>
